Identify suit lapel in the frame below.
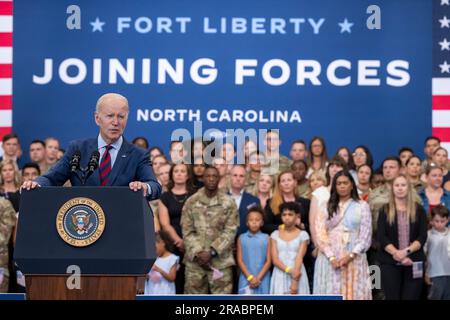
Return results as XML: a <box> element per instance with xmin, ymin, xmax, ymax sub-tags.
<box><xmin>86</xmin><ymin>139</ymin><xmax>101</xmax><ymax>186</ymax></box>
<box><xmin>107</xmin><ymin>139</ymin><xmax>131</xmax><ymax>186</ymax></box>
<box><xmin>239</xmin><ymin>192</ymin><xmax>246</xmax><ymax>211</ymax></box>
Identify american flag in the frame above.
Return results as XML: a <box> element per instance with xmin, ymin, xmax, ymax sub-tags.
<box><xmin>0</xmin><ymin>0</ymin><xmax>12</xmax><ymax>145</ymax></box>
<box><xmin>433</xmin><ymin>0</ymin><xmax>450</xmax><ymax>152</ymax></box>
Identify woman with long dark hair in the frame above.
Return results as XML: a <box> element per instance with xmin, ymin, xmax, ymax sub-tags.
<box><xmin>314</xmin><ymin>170</ymin><xmax>372</xmax><ymax>300</ymax></box>
<box><xmin>307</xmin><ymin>137</ymin><xmax>328</xmax><ymax>178</ymax></box>
<box><xmin>405</xmin><ymin>155</ymin><xmax>424</xmax><ymax>191</ymax></box>
<box><xmin>352</xmin><ymin>145</ymin><xmax>374</xmax><ymax>170</ymax></box>
<box><xmin>357</xmin><ymin>164</ymin><xmax>372</xmax><ymax>202</ymax></box>
<box><xmin>158</xmin><ymin>163</ymin><xmax>195</xmax><ymax>294</ymax></box>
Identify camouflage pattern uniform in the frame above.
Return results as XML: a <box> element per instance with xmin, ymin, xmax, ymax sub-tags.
<box><xmin>421</xmin><ymin>159</ymin><xmax>450</xmax><ymax>173</ymax></box>
<box><xmin>0</xmin><ymin>198</ymin><xmax>17</xmax><ymax>293</ymax></box>
<box><xmin>368</xmin><ymin>184</ymin><xmax>391</xmax><ymax>239</ymax></box>
<box><xmin>264</xmin><ymin>154</ymin><xmax>291</xmax><ymax>176</ymax></box>
<box><xmin>181</xmin><ymin>188</ymin><xmax>239</xmax><ymax>294</ymax></box>
<box><xmin>244</xmin><ymin>171</ymin><xmax>259</xmax><ymax>194</ymax></box>
<box><xmin>296</xmin><ymin>182</ymin><xmax>309</xmax><ymax>198</ymax></box>
<box><xmin>218</xmin><ymin>175</ymin><xmax>231</xmax><ymax>194</ymax></box>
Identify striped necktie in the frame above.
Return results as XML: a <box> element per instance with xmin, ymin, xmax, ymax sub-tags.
<box><xmin>99</xmin><ymin>145</ymin><xmax>113</xmax><ymax>186</ymax></box>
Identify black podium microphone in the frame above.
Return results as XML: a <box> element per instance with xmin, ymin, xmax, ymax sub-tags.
<box><xmin>87</xmin><ymin>150</ymin><xmax>100</xmax><ymax>173</ymax></box>
<box><xmin>69</xmin><ymin>150</ymin><xmax>81</xmax><ymax>173</ymax></box>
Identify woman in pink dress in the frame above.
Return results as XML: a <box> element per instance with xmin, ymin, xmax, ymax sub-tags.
<box><xmin>314</xmin><ymin>170</ymin><xmax>372</xmax><ymax>300</ymax></box>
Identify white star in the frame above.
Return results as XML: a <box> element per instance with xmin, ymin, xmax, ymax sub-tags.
<box><xmin>440</xmin><ymin>16</ymin><xmax>450</xmax><ymax>28</ymax></box>
<box><xmin>338</xmin><ymin>18</ymin><xmax>354</xmax><ymax>34</ymax></box>
<box><xmin>440</xmin><ymin>61</ymin><xmax>450</xmax><ymax>74</ymax></box>
<box><xmin>440</xmin><ymin>38</ymin><xmax>450</xmax><ymax>51</ymax></box>
<box><xmin>442</xmin><ymin>0</ymin><xmax>450</xmax><ymax>5</ymax></box>
<box><xmin>90</xmin><ymin>17</ymin><xmax>105</xmax><ymax>32</ymax></box>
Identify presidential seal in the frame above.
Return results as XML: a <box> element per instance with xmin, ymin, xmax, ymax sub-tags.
<box><xmin>56</xmin><ymin>197</ymin><xmax>106</xmax><ymax>247</ymax></box>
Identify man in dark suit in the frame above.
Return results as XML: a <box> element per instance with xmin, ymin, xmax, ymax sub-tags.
<box><xmin>22</xmin><ymin>93</ymin><xmax>161</xmax><ymax>201</ymax></box>
<box><xmin>228</xmin><ymin>165</ymin><xmax>259</xmax><ymax>235</ymax></box>
<box><xmin>228</xmin><ymin>164</ymin><xmax>259</xmax><ymax>294</ymax></box>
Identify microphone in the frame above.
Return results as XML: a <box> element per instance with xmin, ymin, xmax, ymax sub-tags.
<box><xmin>87</xmin><ymin>151</ymin><xmax>100</xmax><ymax>173</ymax></box>
<box><xmin>69</xmin><ymin>150</ymin><xmax>81</xmax><ymax>173</ymax></box>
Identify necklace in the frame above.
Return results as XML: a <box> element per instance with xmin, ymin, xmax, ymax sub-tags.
<box><xmin>172</xmin><ymin>192</ymin><xmax>188</xmax><ymax>204</ymax></box>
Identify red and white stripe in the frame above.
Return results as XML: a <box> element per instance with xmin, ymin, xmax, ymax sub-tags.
<box><xmin>432</xmin><ymin>78</ymin><xmax>450</xmax><ymax>153</ymax></box>
<box><xmin>0</xmin><ymin>0</ymin><xmax>12</xmax><ymax>142</ymax></box>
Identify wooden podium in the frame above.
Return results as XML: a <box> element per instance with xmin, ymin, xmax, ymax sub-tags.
<box><xmin>14</xmin><ymin>187</ymin><xmax>156</xmax><ymax>300</ymax></box>
<box><xmin>25</xmin><ymin>276</ymin><xmax>141</xmax><ymax>300</ymax></box>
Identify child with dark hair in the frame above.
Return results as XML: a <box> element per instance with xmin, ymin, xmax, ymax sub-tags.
<box><xmin>144</xmin><ymin>230</ymin><xmax>179</xmax><ymax>295</ymax></box>
<box><xmin>236</xmin><ymin>206</ymin><xmax>271</xmax><ymax>294</ymax></box>
<box><xmin>426</xmin><ymin>205</ymin><xmax>450</xmax><ymax>300</ymax></box>
<box><xmin>270</xmin><ymin>202</ymin><xmax>310</xmax><ymax>294</ymax></box>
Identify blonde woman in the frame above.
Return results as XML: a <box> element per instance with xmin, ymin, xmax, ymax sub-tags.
<box><xmin>377</xmin><ymin>174</ymin><xmax>427</xmax><ymax>300</ymax></box>
<box><xmin>432</xmin><ymin>147</ymin><xmax>450</xmax><ymax>184</ymax></box>
<box><xmin>251</xmin><ymin>173</ymin><xmax>274</xmax><ymax>210</ymax></box>
<box><xmin>419</xmin><ymin>164</ymin><xmax>450</xmax><ymax>215</ymax></box>
<box><xmin>306</xmin><ymin>171</ymin><xmax>327</xmax><ymax>199</ymax></box>
<box><xmin>0</xmin><ymin>159</ymin><xmax>21</xmax><ymax>212</ymax></box>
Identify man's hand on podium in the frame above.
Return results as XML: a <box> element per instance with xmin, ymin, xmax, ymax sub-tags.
<box><xmin>129</xmin><ymin>181</ymin><xmax>148</xmax><ymax>196</ymax></box>
<box><xmin>21</xmin><ymin>180</ymin><xmax>40</xmax><ymax>191</ymax></box>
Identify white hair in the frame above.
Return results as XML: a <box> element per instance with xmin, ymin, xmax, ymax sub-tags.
<box><xmin>95</xmin><ymin>93</ymin><xmax>129</xmax><ymax>113</ymax></box>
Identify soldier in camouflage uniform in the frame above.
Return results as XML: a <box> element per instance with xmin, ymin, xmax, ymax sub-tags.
<box><xmin>0</xmin><ymin>197</ymin><xmax>17</xmax><ymax>293</ymax></box>
<box><xmin>181</xmin><ymin>166</ymin><xmax>239</xmax><ymax>294</ymax></box>
<box><xmin>291</xmin><ymin>160</ymin><xmax>310</xmax><ymax>198</ymax></box>
<box><xmin>369</xmin><ymin>157</ymin><xmax>402</xmax><ymax>245</ymax></box>
<box><xmin>264</xmin><ymin>130</ymin><xmax>290</xmax><ymax>176</ymax></box>
<box><xmin>244</xmin><ymin>151</ymin><xmax>265</xmax><ymax>194</ymax></box>
<box><xmin>421</xmin><ymin>137</ymin><xmax>440</xmax><ymax>173</ymax></box>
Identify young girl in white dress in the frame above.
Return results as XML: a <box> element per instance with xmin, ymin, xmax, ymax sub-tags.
<box><xmin>145</xmin><ymin>230</ymin><xmax>179</xmax><ymax>295</ymax></box>
<box><xmin>270</xmin><ymin>202</ymin><xmax>310</xmax><ymax>294</ymax></box>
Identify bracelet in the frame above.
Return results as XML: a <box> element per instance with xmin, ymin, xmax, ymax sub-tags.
<box><xmin>329</xmin><ymin>256</ymin><xmax>337</xmax><ymax>262</ymax></box>
<box><xmin>284</xmin><ymin>266</ymin><xmax>291</xmax><ymax>273</ymax></box>
<box><xmin>247</xmin><ymin>275</ymin><xmax>254</xmax><ymax>281</ymax></box>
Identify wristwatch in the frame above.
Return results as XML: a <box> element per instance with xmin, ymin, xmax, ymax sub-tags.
<box><xmin>210</xmin><ymin>248</ymin><xmax>218</xmax><ymax>257</ymax></box>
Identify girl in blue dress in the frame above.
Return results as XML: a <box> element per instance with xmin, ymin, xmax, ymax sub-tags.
<box><xmin>236</xmin><ymin>206</ymin><xmax>271</xmax><ymax>294</ymax></box>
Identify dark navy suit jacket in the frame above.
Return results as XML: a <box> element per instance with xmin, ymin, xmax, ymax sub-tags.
<box><xmin>35</xmin><ymin>138</ymin><xmax>161</xmax><ymax>201</ymax></box>
<box><xmin>232</xmin><ymin>191</ymin><xmax>260</xmax><ymax>235</ymax></box>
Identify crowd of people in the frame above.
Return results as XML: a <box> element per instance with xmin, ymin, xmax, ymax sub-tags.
<box><xmin>0</xmin><ymin>131</ymin><xmax>450</xmax><ymax>300</ymax></box>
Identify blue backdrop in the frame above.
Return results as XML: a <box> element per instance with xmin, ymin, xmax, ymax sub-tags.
<box><xmin>12</xmin><ymin>0</ymin><xmax>432</xmax><ymax>166</ymax></box>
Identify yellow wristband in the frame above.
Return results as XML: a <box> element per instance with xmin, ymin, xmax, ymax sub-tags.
<box><xmin>247</xmin><ymin>275</ymin><xmax>254</xmax><ymax>281</ymax></box>
<box><xmin>284</xmin><ymin>266</ymin><xmax>291</xmax><ymax>273</ymax></box>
